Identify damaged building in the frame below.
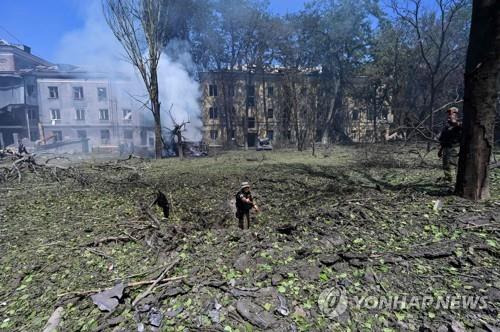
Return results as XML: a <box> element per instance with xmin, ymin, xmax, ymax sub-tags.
<box><xmin>200</xmin><ymin>69</ymin><xmax>393</xmax><ymax>148</ymax></box>
<box><xmin>0</xmin><ymin>40</ymin><xmax>154</xmax><ymax>154</ymax></box>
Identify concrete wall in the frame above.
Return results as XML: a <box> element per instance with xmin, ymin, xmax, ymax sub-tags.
<box><xmin>0</xmin><ymin>52</ymin><xmax>15</xmax><ymax>71</ymax></box>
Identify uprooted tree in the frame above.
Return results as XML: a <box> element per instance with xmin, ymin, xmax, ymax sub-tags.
<box><xmin>455</xmin><ymin>0</ymin><xmax>499</xmax><ymax>200</ymax></box>
<box><xmin>103</xmin><ymin>0</ymin><xmax>171</xmax><ymax>159</ymax></box>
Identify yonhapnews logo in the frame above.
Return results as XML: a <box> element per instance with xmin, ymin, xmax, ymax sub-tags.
<box><xmin>318</xmin><ymin>286</ymin><xmax>348</xmax><ymax>318</ymax></box>
<box><xmin>318</xmin><ymin>287</ymin><xmax>488</xmax><ymax>318</ymax></box>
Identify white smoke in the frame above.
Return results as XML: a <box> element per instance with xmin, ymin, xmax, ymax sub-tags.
<box><xmin>55</xmin><ymin>0</ymin><xmax>201</xmax><ymax>140</ymax></box>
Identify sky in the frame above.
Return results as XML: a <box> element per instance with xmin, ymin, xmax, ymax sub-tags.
<box><xmin>0</xmin><ymin>0</ymin><xmax>308</xmax><ymax>62</ymax></box>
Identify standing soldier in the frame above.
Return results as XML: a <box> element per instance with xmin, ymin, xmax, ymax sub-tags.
<box><xmin>438</xmin><ymin>107</ymin><xmax>462</xmax><ymax>183</ymax></box>
<box><xmin>235</xmin><ymin>182</ymin><xmax>259</xmax><ymax>229</ymax></box>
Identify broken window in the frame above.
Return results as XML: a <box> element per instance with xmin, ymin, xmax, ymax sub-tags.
<box><xmin>28</xmin><ymin>108</ymin><xmax>38</xmax><ymax>120</ymax></box>
<box><xmin>73</xmin><ymin>87</ymin><xmax>84</xmax><ymax>100</ymax></box>
<box><xmin>124</xmin><ymin>129</ymin><xmax>133</xmax><ymax>139</ymax></box>
<box><xmin>50</xmin><ymin>109</ymin><xmax>61</xmax><ymax>120</ymax></box>
<box><xmin>48</xmin><ymin>86</ymin><xmax>58</xmax><ymax>99</ymax></box>
<box><xmin>27</xmin><ymin>84</ymin><xmax>35</xmax><ymax>96</ymax></box>
<box><xmin>53</xmin><ymin>131</ymin><xmax>63</xmax><ymax>142</ymax></box>
<box><xmin>210</xmin><ymin>130</ymin><xmax>218</xmax><ymax>140</ymax></box>
<box><xmin>267</xmin><ymin>86</ymin><xmax>274</xmax><ymax>96</ymax></box>
<box><xmin>76</xmin><ymin>109</ymin><xmax>85</xmax><ymax>121</ymax></box>
<box><xmin>77</xmin><ymin>130</ymin><xmax>87</xmax><ymax>139</ymax></box>
<box><xmin>247</xmin><ymin>85</ymin><xmax>255</xmax><ymax>107</ymax></box>
<box><xmin>123</xmin><ymin>109</ymin><xmax>132</xmax><ymax>121</ymax></box>
<box><xmin>267</xmin><ymin>108</ymin><xmax>274</xmax><ymax>119</ymax></box>
<box><xmin>97</xmin><ymin>87</ymin><xmax>107</xmax><ymax>101</ymax></box>
<box><xmin>99</xmin><ymin>109</ymin><xmax>109</xmax><ymax>120</ymax></box>
<box><xmin>209</xmin><ymin>84</ymin><xmax>218</xmax><ymax>97</ymax></box>
<box><xmin>248</xmin><ymin>117</ymin><xmax>255</xmax><ymax>129</ymax></box>
<box><xmin>209</xmin><ymin>107</ymin><xmax>218</xmax><ymax>119</ymax></box>
<box><xmin>101</xmin><ymin>129</ymin><xmax>110</xmax><ymax>144</ymax></box>
<box><xmin>140</xmin><ymin>130</ymin><xmax>147</xmax><ymax>145</ymax></box>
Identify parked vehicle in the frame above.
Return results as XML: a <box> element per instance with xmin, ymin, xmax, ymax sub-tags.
<box><xmin>256</xmin><ymin>138</ymin><xmax>273</xmax><ymax>151</ymax></box>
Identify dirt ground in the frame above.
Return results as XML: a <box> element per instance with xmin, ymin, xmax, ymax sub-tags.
<box><xmin>0</xmin><ymin>144</ymin><xmax>499</xmax><ymax>331</ymax></box>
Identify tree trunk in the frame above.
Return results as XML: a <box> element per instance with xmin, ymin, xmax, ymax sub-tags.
<box><xmin>372</xmin><ymin>87</ymin><xmax>378</xmax><ymax>143</ymax></box>
<box><xmin>426</xmin><ymin>75</ymin><xmax>436</xmax><ymax>152</ymax></box>
<box><xmin>176</xmin><ymin>131</ymin><xmax>183</xmax><ymax>160</ymax></box>
<box><xmin>455</xmin><ymin>0</ymin><xmax>499</xmax><ymax>200</ymax></box>
<box><xmin>244</xmin><ymin>72</ymin><xmax>252</xmax><ymax>150</ymax></box>
<box><xmin>153</xmin><ymin>105</ymin><xmax>162</xmax><ymax>159</ymax></box>
<box><xmin>262</xmin><ymin>71</ymin><xmax>268</xmax><ymax>133</ymax></box>
<box><xmin>150</xmin><ymin>67</ymin><xmax>162</xmax><ymax>159</ymax></box>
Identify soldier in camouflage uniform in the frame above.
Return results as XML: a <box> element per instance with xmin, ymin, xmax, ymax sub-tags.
<box><xmin>235</xmin><ymin>182</ymin><xmax>259</xmax><ymax>229</ymax></box>
<box><xmin>438</xmin><ymin>107</ymin><xmax>462</xmax><ymax>183</ymax></box>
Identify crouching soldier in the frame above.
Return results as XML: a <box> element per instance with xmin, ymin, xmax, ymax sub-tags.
<box><xmin>235</xmin><ymin>182</ymin><xmax>259</xmax><ymax>229</ymax></box>
<box><xmin>438</xmin><ymin>107</ymin><xmax>462</xmax><ymax>183</ymax></box>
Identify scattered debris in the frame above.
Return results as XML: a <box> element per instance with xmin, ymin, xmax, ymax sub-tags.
<box><xmin>90</xmin><ymin>283</ymin><xmax>125</xmax><ymax>312</ymax></box>
<box><xmin>165</xmin><ymin>306</ymin><xmax>184</xmax><ymax>318</ymax></box>
<box><xmin>207</xmin><ymin>299</ymin><xmax>222</xmax><ymax>323</ymax></box>
<box><xmin>1</xmin><ymin>147</ymin><xmax>499</xmax><ymax>330</ymax></box>
<box><xmin>148</xmin><ymin>307</ymin><xmax>164</xmax><ymax>327</ymax></box>
<box><xmin>42</xmin><ymin>306</ymin><xmax>64</xmax><ymax>332</ymax></box>
<box><xmin>276</xmin><ymin>294</ymin><xmax>289</xmax><ymax>316</ymax></box>
<box><xmin>276</xmin><ymin>223</ymin><xmax>297</xmax><ymax>235</ymax></box>
<box><xmin>236</xmin><ymin>299</ymin><xmax>277</xmax><ymax>329</ymax></box>
<box><xmin>132</xmin><ymin>256</ymin><xmax>180</xmax><ymax>307</ymax></box>
<box><xmin>433</xmin><ymin>199</ymin><xmax>443</xmax><ymax>211</ymax></box>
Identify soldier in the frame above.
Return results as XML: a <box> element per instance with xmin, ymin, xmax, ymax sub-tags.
<box><xmin>438</xmin><ymin>107</ymin><xmax>462</xmax><ymax>183</ymax></box>
<box><xmin>235</xmin><ymin>182</ymin><xmax>259</xmax><ymax>229</ymax></box>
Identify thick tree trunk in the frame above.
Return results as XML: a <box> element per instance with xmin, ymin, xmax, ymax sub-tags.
<box><xmin>149</xmin><ymin>68</ymin><xmax>163</xmax><ymax>159</ymax></box>
<box><xmin>176</xmin><ymin>131</ymin><xmax>183</xmax><ymax>160</ymax></box>
<box><xmin>455</xmin><ymin>0</ymin><xmax>499</xmax><ymax>200</ymax></box>
<box><xmin>153</xmin><ymin>105</ymin><xmax>162</xmax><ymax>159</ymax></box>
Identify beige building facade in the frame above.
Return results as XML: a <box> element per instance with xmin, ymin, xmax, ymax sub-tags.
<box><xmin>200</xmin><ymin>70</ymin><xmax>393</xmax><ymax>148</ymax></box>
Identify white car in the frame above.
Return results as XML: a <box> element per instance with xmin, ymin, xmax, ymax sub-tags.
<box><xmin>256</xmin><ymin>138</ymin><xmax>273</xmax><ymax>151</ymax></box>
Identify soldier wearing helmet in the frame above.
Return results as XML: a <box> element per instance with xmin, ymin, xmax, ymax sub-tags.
<box><xmin>438</xmin><ymin>107</ymin><xmax>462</xmax><ymax>183</ymax></box>
<box><xmin>235</xmin><ymin>182</ymin><xmax>259</xmax><ymax>229</ymax></box>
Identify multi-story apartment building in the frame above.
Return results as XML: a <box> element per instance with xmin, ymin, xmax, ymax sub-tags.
<box><xmin>0</xmin><ymin>40</ymin><xmax>153</xmax><ymax>153</ymax></box>
<box><xmin>200</xmin><ymin>70</ymin><xmax>283</xmax><ymax>148</ymax></box>
<box><xmin>0</xmin><ymin>42</ymin><xmax>49</xmax><ymax>148</ymax></box>
<box><xmin>200</xmin><ymin>69</ymin><xmax>394</xmax><ymax>148</ymax></box>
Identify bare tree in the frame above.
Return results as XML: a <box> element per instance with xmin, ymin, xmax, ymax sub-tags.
<box><xmin>166</xmin><ymin>106</ymin><xmax>189</xmax><ymax>160</ymax></box>
<box><xmin>391</xmin><ymin>0</ymin><xmax>470</xmax><ymax>144</ymax></box>
<box><xmin>103</xmin><ymin>0</ymin><xmax>170</xmax><ymax>158</ymax></box>
<box><xmin>455</xmin><ymin>0</ymin><xmax>499</xmax><ymax>200</ymax></box>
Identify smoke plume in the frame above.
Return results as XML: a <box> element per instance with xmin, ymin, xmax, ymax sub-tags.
<box><xmin>55</xmin><ymin>0</ymin><xmax>201</xmax><ymax>140</ymax></box>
